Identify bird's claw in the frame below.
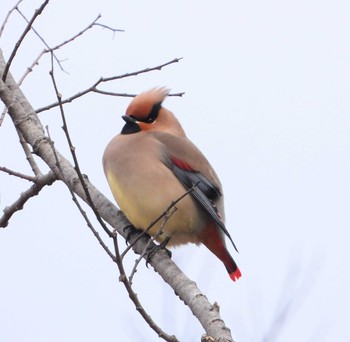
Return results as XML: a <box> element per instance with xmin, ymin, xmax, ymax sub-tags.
<box><xmin>145</xmin><ymin>237</ymin><xmax>172</xmax><ymax>267</ymax></box>
<box><xmin>123</xmin><ymin>224</ymin><xmax>135</xmax><ymax>245</ymax></box>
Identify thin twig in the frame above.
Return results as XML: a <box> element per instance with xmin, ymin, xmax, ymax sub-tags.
<box><xmin>94</xmin><ymin>22</ymin><xmax>124</xmax><ymax>35</ymax></box>
<box><xmin>91</xmin><ymin>89</ymin><xmax>136</xmax><ymax>97</ymax></box>
<box><xmin>0</xmin><ymin>171</ymin><xmax>56</xmax><ymax>228</ymax></box>
<box><xmin>0</xmin><ymin>15</ymin><xmax>124</xmax><ymax>126</ymax></box>
<box><xmin>2</xmin><ymin>0</ymin><xmax>49</xmax><ymax>81</ymax></box>
<box><xmin>0</xmin><ymin>107</ymin><xmax>7</xmax><ymax>126</ymax></box>
<box><xmin>16</xmin><ymin>129</ymin><xmax>42</xmax><ymax>176</ymax></box>
<box><xmin>50</xmin><ymin>16</ymin><xmax>123</xmax><ymax>51</ymax></box>
<box><xmin>16</xmin><ymin>49</ymin><xmax>45</xmax><ymax>86</ymax></box>
<box><xmin>113</xmin><ymin>236</ymin><xmax>179</xmax><ymax>342</ymax></box>
<box><xmin>92</xmin><ymin>89</ymin><xmax>185</xmax><ymax>98</ymax></box>
<box><xmin>18</xmin><ymin>15</ymin><xmax>123</xmax><ymax>84</ymax></box>
<box><xmin>0</xmin><ymin>0</ymin><xmax>23</xmax><ymax>38</ymax></box>
<box><xmin>15</xmin><ymin>6</ymin><xmax>64</xmax><ymax>72</ymax></box>
<box><xmin>15</xmin><ymin>12</ymin><xmax>123</xmax><ymax>74</ymax></box>
<box><xmin>46</xmin><ymin>124</ymin><xmax>116</xmax><ymax>259</ymax></box>
<box><xmin>47</xmin><ymin>57</ymin><xmax>116</xmax><ymax>259</ymax></box>
<box><xmin>35</xmin><ymin>57</ymin><xmax>183</xmax><ymax>114</ymax></box>
<box><xmin>48</xmin><ymin>52</ymin><xmax>114</xmax><ymax>238</ymax></box>
<box><xmin>0</xmin><ymin>166</ymin><xmax>36</xmax><ymax>182</ymax></box>
<box><xmin>1</xmin><ymin>48</ymin><xmax>45</xmax><ymax>126</ymax></box>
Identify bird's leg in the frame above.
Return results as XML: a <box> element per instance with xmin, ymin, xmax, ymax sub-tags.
<box><xmin>145</xmin><ymin>236</ymin><xmax>172</xmax><ymax>267</ymax></box>
<box><xmin>157</xmin><ymin>236</ymin><xmax>172</xmax><ymax>257</ymax></box>
<box><xmin>122</xmin><ymin>224</ymin><xmax>138</xmax><ymax>245</ymax></box>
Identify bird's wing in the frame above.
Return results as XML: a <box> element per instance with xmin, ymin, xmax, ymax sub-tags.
<box><xmin>163</xmin><ymin>155</ymin><xmax>238</xmax><ymax>252</ymax></box>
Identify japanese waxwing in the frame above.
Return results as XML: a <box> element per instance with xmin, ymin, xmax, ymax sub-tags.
<box><xmin>103</xmin><ymin>88</ymin><xmax>241</xmax><ymax>281</ymax></box>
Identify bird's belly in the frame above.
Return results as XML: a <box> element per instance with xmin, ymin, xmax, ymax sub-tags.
<box><xmin>106</xmin><ymin>170</ymin><xmax>204</xmax><ymax>246</ymax></box>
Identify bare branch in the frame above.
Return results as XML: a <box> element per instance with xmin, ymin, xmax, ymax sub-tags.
<box><xmin>93</xmin><ymin>22</ymin><xmax>124</xmax><ymax>35</ymax></box>
<box><xmin>2</xmin><ymin>0</ymin><xmax>49</xmax><ymax>81</ymax></box>
<box><xmin>35</xmin><ymin>57</ymin><xmax>183</xmax><ymax>113</ymax></box>
<box><xmin>15</xmin><ymin>7</ymin><xmax>65</xmax><ymax>72</ymax></box>
<box><xmin>46</xmin><ymin>124</ymin><xmax>116</xmax><ymax>260</ymax></box>
<box><xmin>0</xmin><ymin>15</ymin><xmax>124</xmax><ymax>126</ymax></box>
<box><xmin>91</xmin><ymin>89</ymin><xmax>136</xmax><ymax>97</ymax></box>
<box><xmin>48</xmin><ymin>52</ymin><xmax>113</xmax><ymax>238</ymax></box>
<box><xmin>15</xmin><ymin>12</ymin><xmax>123</xmax><ymax>74</ymax></box>
<box><xmin>49</xmin><ymin>15</ymin><xmax>123</xmax><ymax>51</ymax></box>
<box><xmin>0</xmin><ymin>107</ymin><xmax>7</xmax><ymax>126</ymax></box>
<box><xmin>0</xmin><ymin>171</ymin><xmax>56</xmax><ymax>228</ymax></box>
<box><xmin>100</xmin><ymin>57</ymin><xmax>183</xmax><ymax>83</ymax></box>
<box><xmin>16</xmin><ymin>15</ymin><xmax>123</xmax><ymax>84</ymax></box>
<box><xmin>16</xmin><ymin>49</ymin><xmax>45</xmax><ymax>86</ymax></box>
<box><xmin>1</xmin><ymin>48</ymin><xmax>45</xmax><ymax>126</ymax></box>
<box><xmin>0</xmin><ymin>0</ymin><xmax>23</xmax><ymax>38</ymax></box>
<box><xmin>113</xmin><ymin>236</ymin><xmax>179</xmax><ymax>342</ymax></box>
<box><xmin>167</xmin><ymin>92</ymin><xmax>185</xmax><ymax>97</ymax></box>
<box><xmin>17</xmin><ymin>129</ymin><xmax>42</xmax><ymax>176</ymax></box>
<box><xmin>0</xmin><ymin>166</ymin><xmax>36</xmax><ymax>181</ymax></box>
<box><xmin>46</xmin><ymin>58</ymin><xmax>116</xmax><ymax>257</ymax></box>
<box><xmin>92</xmin><ymin>89</ymin><xmax>185</xmax><ymax>98</ymax></box>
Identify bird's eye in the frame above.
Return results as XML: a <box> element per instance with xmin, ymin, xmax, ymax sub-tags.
<box><xmin>144</xmin><ymin>102</ymin><xmax>161</xmax><ymax>123</ymax></box>
<box><xmin>146</xmin><ymin>116</ymin><xmax>155</xmax><ymax>123</ymax></box>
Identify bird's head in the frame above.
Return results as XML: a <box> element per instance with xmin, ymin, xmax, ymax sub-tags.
<box><xmin>125</xmin><ymin>87</ymin><xmax>169</xmax><ymax>123</ymax></box>
<box><xmin>121</xmin><ymin>88</ymin><xmax>186</xmax><ymax>137</ymax></box>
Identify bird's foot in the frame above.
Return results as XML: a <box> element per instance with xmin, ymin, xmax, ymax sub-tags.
<box><xmin>123</xmin><ymin>224</ymin><xmax>137</xmax><ymax>245</ymax></box>
<box><xmin>145</xmin><ymin>237</ymin><xmax>172</xmax><ymax>267</ymax></box>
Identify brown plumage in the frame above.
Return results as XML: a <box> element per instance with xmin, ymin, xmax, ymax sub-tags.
<box><xmin>103</xmin><ymin>88</ymin><xmax>241</xmax><ymax>281</ymax></box>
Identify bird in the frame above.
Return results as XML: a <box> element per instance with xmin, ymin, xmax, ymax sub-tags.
<box><xmin>102</xmin><ymin>88</ymin><xmax>241</xmax><ymax>281</ymax></box>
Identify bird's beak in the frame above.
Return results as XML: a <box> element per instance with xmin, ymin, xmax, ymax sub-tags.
<box><xmin>122</xmin><ymin>115</ymin><xmax>137</xmax><ymax>123</ymax></box>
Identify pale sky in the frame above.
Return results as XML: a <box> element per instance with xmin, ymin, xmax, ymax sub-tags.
<box><xmin>1</xmin><ymin>0</ymin><xmax>350</xmax><ymax>341</ymax></box>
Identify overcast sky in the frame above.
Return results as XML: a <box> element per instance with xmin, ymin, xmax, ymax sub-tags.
<box><xmin>1</xmin><ymin>0</ymin><xmax>350</xmax><ymax>341</ymax></box>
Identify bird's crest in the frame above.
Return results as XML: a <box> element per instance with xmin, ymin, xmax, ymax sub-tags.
<box><xmin>126</xmin><ymin>87</ymin><xmax>170</xmax><ymax>120</ymax></box>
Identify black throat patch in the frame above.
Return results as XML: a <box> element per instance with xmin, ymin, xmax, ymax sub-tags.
<box><xmin>121</xmin><ymin>121</ymin><xmax>141</xmax><ymax>134</ymax></box>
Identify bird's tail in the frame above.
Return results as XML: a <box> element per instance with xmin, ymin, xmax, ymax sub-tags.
<box><xmin>200</xmin><ymin>223</ymin><xmax>242</xmax><ymax>282</ymax></box>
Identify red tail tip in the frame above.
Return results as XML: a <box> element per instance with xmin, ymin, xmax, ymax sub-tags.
<box><xmin>229</xmin><ymin>267</ymin><xmax>242</xmax><ymax>282</ymax></box>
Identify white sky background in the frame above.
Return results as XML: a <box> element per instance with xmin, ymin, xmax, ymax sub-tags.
<box><xmin>0</xmin><ymin>0</ymin><xmax>349</xmax><ymax>341</ymax></box>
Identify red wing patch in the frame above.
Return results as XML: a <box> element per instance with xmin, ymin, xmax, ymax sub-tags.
<box><xmin>170</xmin><ymin>157</ymin><xmax>194</xmax><ymax>171</ymax></box>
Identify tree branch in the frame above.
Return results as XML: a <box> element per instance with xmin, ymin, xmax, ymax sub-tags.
<box><xmin>15</xmin><ymin>6</ymin><xmax>66</xmax><ymax>73</ymax></box>
<box><xmin>2</xmin><ymin>0</ymin><xmax>49</xmax><ymax>81</ymax></box>
<box><xmin>0</xmin><ymin>0</ymin><xmax>23</xmax><ymax>39</ymax></box>
<box><xmin>45</xmin><ymin>124</ymin><xmax>116</xmax><ymax>260</ymax></box>
<box><xmin>16</xmin><ymin>129</ymin><xmax>43</xmax><ymax>176</ymax></box>
<box><xmin>0</xmin><ymin>14</ymin><xmax>124</xmax><ymax>126</ymax></box>
<box><xmin>14</xmin><ymin>12</ymin><xmax>123</xmax><ymax>74</ymax></box>
<box><xmin>0</xmin><ymin>165</ymin><xmax>36</xmax><ymax>181</ymax></box>
<box><xmin>113</xmin><ymin>235</ymin><xmax>178</xmax><ymax>342</ymax></box>
<box><xmin>0</xmin><ymin>171</ymin><xmax>56</xmax><ymax>228</ymax></box>
<box><xmin>35</xmin><ymin>57</ymin><xmax>183</xmax><ymax>114</ymax></box>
